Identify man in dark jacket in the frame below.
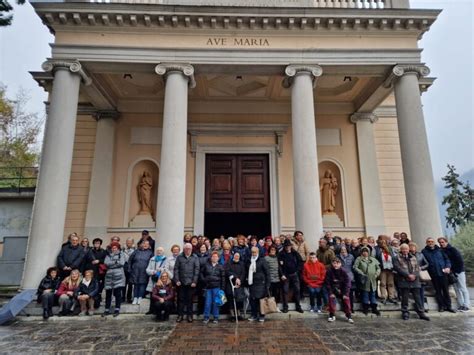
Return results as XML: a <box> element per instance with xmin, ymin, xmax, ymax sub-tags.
<box><xmin>137</xmin><ymin>230</ymin><xmax>155</xmax><ymax>252</ymax></box>
<box><xmin>439</xmin><ymin>237</ymin><xmax>471</xmax><ymax>311</ymax></box>
<box><xmin>200</xmin><ymin>251</ymin><xmax>225</xmax><ymax>324</ymax></box>
<box><xmin>57</xmin><ymin>235</ymin><xmax>86</xmax><ymax>279</ymax></box>
<box><xmin>278</xmin><ymin>239</ymin><xmax>304</xmax><ymax>313</ymax></box>
<box><xmin>393</xmin><ymin>244</ymin><xmax>430</xmax><ymax>321</ymax></box>
<box><xmin>422</xmin><ymin>238</ymin><xmax>455</xmax><ymax>313</ymax></box>
<box><xmin>174</xmin><ymin>243</ymin><xmax>200</xmax><ymax>323</ymax></box>
<box><xmin>325</xmin><ymin>258</ymin><xmax>353</xmax><ymax>323</ymax></box>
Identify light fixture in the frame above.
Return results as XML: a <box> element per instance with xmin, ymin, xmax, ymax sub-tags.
<box><xmin>123</xmin><ymin>73</ymin><xmax>133</xmax><ymax>80</ymax></box>
<box><xmin>236</xmin><ymin>75</ymin><xmax>243</xmax><ymax>80</ymax></box>
<box><xmin>343</xmin><ymin>76</ymin><xmax>352</xmax><ymax>82</ymax></box>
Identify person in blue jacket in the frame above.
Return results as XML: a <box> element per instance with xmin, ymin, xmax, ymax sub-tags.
<box><xmin>421</xmin><ymin>237</ymin><xmax>456</xmax><ymax>313</ymax></box>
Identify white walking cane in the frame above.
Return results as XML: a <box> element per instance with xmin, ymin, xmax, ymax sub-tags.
<box><xmin>229</xmin><ymin>275</ymin><xmax>239</xmax><ymax>323</ymax></box>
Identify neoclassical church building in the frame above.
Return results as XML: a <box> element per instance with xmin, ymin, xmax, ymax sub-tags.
<box><xmin>22</xmin><ymin>0</ymin><xmax>443</xmax><ymax>288</ymax></box>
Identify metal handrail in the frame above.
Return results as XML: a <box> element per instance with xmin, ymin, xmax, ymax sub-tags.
<box><xmin>0</xmin><ymin>167</ymin><xmax>38</xmax><ymax>193</ymax></box>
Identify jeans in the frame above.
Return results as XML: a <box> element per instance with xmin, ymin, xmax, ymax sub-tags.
<box><xmin>307</xmin><ymin>287</ymin><xmax>323</xmax><ymax>310</ymax></box>
<box><xmin>178</xmin><ymin>285</ymin><xmax>195</xmax><ymax>317</ymax></box>
<box><xmin>361</xmin><ymin>290</ymin><xmax>377</xmax><ymax>305</ymax></box>
<box><xmin>204</xmin><ymin>288</ymin><xmax>220</xmax><ymax>320</ymax></box>
<box><xmin>133</xmin><ymin>283</ymin><xmax>147</xmax><ymax>298</ymax></box>
<box><xmin>281</xmin><ymin>273</ymin><xmax>301</xmax><ymax>309</ymax></box>
<box><xmin>453</xmin><ymin>272</ymin><xmax>471</xmax><ymax>308</ymax></box>
<box><xmin>105</xmin><ymin>288</ymin><xmax>123</xmax><ymax>311</ymax></box>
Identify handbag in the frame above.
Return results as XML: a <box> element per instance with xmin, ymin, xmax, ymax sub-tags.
<box><xmin>259</xmin><ymin>294</ymin><xmax>279</xmax><ymax>315</ymax></box>
<box><xmin>98</xmin><ymin>263</ymin><xmax>107</xmax><ymax>276</ymax></box>
<box><xmin>215</xmin><ymin>289</ymin><xmax>227</xmax><ymax>307</ymax></box>
<box><xmin>419</xmin><ymin>270</ymin><xmax>431</xmax><ymax>282</ymax></box>
<box><xmin>447</xmin><ymin>272</ymin><xmax>458</xmax><ymax>285</ymax></box>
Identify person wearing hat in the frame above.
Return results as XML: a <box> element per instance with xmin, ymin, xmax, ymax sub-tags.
<box><xmin>278</xmin><ymin>239</ymin><xmax>304</xmax><ymax>313</ymax></box>
<box><xmin>353</xmin><ymin>246</ymin><xmax>381</xmax><ymax>316</ymax></box>
<box><xmin>325</xmin><ymin>257</ymin><xmax>353</xmax><ymax>323</ymax></box>
<box><xmin>84</xmin><ymin>238</ymin><xmax>107</xmax><ymax>308</ymax></box>
<box><xmin>137</xmin><ymin>230</ymin><xmax>155</xmax><ymax>252</ymax></box>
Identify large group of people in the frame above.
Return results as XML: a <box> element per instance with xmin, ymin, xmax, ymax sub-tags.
<box><xmin>37</xmin><ymin>229</ymin><xmax>470</xmax><ymax>325</ymax></box>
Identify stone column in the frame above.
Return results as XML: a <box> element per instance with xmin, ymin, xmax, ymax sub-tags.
<box><xmin>84</xmin><ymin>111</ymin><xmax>119</xmax><ymax>237</ymax></box>
<box><xmin>154</xmin><ymin>64</ymin><xmax>195</xmax><ymax>253</ymax></box>
<box><xmin>21</xmin><ymin>60</ymin><xmax>90</xmax><ymax>289</ymax></box>
<box><xmin>284</xmin><ymin>65</ymin><xmax>323</xmax><ymax>252</ymax></box>
<box><xmin>388</xmin><ymin>64</ymin><xmax>442</xmax><ymax>245</ymax></box>
<box><xmin>350</xmin><ymin>112</ymin><xmax>386</xmax><ymax>236</ymax></box>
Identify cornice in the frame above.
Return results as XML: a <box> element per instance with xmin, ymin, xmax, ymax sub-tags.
<box><xmin>32</xmin><ymin>3</ymin><xmax>440</xmax><ymax>38</ymax></box>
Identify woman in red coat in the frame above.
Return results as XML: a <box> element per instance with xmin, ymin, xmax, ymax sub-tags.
<box><xmin>302</xmin><ymin>252</ymin><xmax>326</xmax><ymax>313</ymax></box>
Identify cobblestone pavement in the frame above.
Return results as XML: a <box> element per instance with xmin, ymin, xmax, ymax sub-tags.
<box><xmin>0</xmin><ymin>314</ymin><xmax>473</xmax><ymax>354</ymax></box>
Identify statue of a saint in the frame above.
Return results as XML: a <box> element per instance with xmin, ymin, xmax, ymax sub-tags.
<box><xmin>320</xmin><ymin>169</ymin><xmax>338</xmax><ymax>214</ymax></box>
<box><xmin>137</xmin><ymin>171</ymin><xmax>153</xmax><ymax>216</ymax></box>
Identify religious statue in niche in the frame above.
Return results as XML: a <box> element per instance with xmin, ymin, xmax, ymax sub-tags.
<box><xmin>137</xmin><ymin>171</ymin><xmax>154</xmax><ymax>216</ymax></box>
<box><xmin>320</xmin><ymin>169</ymin><xmax>338</xmax><ymax>214</ymax></box>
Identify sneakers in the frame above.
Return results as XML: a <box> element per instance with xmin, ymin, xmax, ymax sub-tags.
<box><xmin>258</xmin><ymin>317</ymin><xmax>265</xmax><ymax>322</ymax></box>
<box><xmin>213</xmin><ymin>319</ymin><xmax>219</xmax><ymax>324</ymax></box>
<box><xmin>101</xmin><ymin>310</ymin><xmax>110</xmax><ymax>317</ymax></box>
<box><xmin>176</xmin><ymin>316</ymin><xmax>183</xmax><ymax>323</ymax></box>
<box><xmin>347</xmin><ymin>316</ymin><xmax>354</xmax><ymax>324</ymax></box>
<box><xmin>328</xmin><ymin>315</ymin><xmax>336</xmax><ymax>322</ymax></box>
<box><xmin>78</xmin><ymin>311</ymin><xmax>86</xmax><ymax>317</ymax></box>
<box><xmin>419</xmin><ymin>314</ymin><xmax>430</xmax><ymax>321</ymax></box>
<box><xmin>309</xmin><ymin>307</ymin><xmax>315</xmax><ymax>313</ymax></box>
<box><xmin>137</xmin><ymin>297</ymin><xmax>143</xmax><ymax>305</ymax></box>
<box><xmin>316</xmin><ymin>309</ymin><xmax>322</xmax><ymax>314</ymax></box>
<box><xmin>248</xmin><ymin>317</ymin><xmax>257</xmax><ymax>322</ymax></box>
<box><xmin>132</xmin><ymin>298</ymin><xmax>139</xmax><ymax>305</ymax></box>
<box><xmin>281</xmin><ymin>308</ymin><xmax>288</xmax><ymax>313</ymax></box>
<box><xmin>458</xmin><ymin>306</ymin><xmax>470</xmax><ymax>312</ymax></box>
<box><xmin>203</xmin><ymin>318</ymin><xmax>209</xmax><ymax>324</ymax></box>
<box><xmin>113</xmin><ymin>310</ymin><xmax>120</xmax><ymax>317</ymax></box>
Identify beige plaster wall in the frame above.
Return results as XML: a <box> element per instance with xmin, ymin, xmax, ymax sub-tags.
<box><xmin>64</xmin><ymin>115</ymin><xmax>97</xmax><ymax>239</ymax></box>
<box><xmin>374</xmin><ymin>112</ymin><xmax>411</xmax><ymax>236</ymax></box>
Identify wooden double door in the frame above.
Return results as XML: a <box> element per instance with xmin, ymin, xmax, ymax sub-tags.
<box><xmin>205</xmin><ymin>154</ymin><xmax>270</xmax><ymax>213</ymax></box>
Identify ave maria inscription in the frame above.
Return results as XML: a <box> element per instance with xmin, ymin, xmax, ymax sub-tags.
<box><xmin>206</xmin><ymin>37</ymin><xmax>270</xmax><ymax>47</ymax></box>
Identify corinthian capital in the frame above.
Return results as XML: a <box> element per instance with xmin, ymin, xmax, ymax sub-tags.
<box><xmin>155</xmin><ymin>63</ymin><xmax>196</xmax><ymax>88</ymax></box>
<box><xmin>41</xmin><ymin>60</ymin><xmax>92</xmax><ymax>86</ymax></box>
<box><xmin>282</xmin><ymin>64</ymin><xmax>323</xmax><ymax>88</ymax></box>
<box><xmin>350</xmin><ymin>112</ymin><xmax>379</xmax><ymax>124</ymax></box>
<box><xmin>383</xmin><ymin>64</ymin><xmax>430</xmax><ymax>88</ymax></box>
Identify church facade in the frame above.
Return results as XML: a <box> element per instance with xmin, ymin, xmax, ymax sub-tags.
<box><xmin>22</xmin><ymin>0</ymin><xmax>443</xmax><ymax>288</ymax></box>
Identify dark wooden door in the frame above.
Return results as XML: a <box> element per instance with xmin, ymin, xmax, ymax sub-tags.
<box><xmin>206</xmin><ymin>154</ymin><xmax>269</xmax><ymax>213</ymax></box>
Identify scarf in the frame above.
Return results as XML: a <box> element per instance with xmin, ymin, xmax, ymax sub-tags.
<box><xmin>154</xmin><ymin>255</ymin><xmax>166</xmax><ymax>263</ymax></box>
<box><xmin>82</xmin><ymin>279</ymin><xmax>91</xmax><ymax>287</ymax></box>
<box><xmin>248</xmin><ymin>255</ymin><xmax>258</xmax><ymax>285</ymax></box>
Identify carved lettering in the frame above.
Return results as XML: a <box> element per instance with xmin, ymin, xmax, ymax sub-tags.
<box><xmin>207</xmin><ymin>37</ymin><xmax>270</xmax><ymax>47</ymax></box>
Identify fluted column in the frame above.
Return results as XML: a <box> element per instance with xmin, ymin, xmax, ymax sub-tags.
<box><xmin>21</xmin><ymin>60</ymin><xmax>90</xmax><ymax>289</ymax></box>
<box><xmin>386</xmin><ymin>64</ymin><xmax>442</xmax><ymax>245</ymax></box>
<box><xmin>284</xmin><ymin>65</ymin><xmax>323</xmax><ymax>252</ymax></box>
<box><xmin>350</xmin><ymin>112</ymin><xmax>386</xmax><ymax>236</ymax></box>
<box><xmin>84</xmin><ymin>111</ymin><xmax>120</xmax><ymax>237</ymax></box>
<box><xmin>155</xmin><ymin>63</ymin><xmax>195</xmax><ymax>253</ymax></box>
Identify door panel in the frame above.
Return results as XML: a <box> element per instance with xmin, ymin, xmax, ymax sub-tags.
<box><xmin>205</xmin><ymin>154</ymin><xmax>269</xmax><ymax>213</ymax></box>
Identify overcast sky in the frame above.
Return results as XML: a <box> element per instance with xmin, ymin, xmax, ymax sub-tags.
<box><xmin>0</xmin><ymin>0</ymin><xmax>472</xmax><ymax>183</ymax></box>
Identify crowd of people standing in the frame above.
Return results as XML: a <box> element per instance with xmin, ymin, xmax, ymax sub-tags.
<box><xmin>37</xmin><ymin>229</ymin><xmax>470</xmax><ymax>324</ymax></box>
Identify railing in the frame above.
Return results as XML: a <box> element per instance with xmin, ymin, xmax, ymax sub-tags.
<box><xmin>79</xmin><ymin>0</ymin><xmax>408</xmax><ymax>9</ymax></box>
<box><xmin>0</xmin><ymin>167</ymin><xmax>38</xmax><ymax>193</ymax></box>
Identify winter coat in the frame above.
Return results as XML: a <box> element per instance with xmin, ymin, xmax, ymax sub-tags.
<box><xmin>56</xmin><ymin>281</ymin><xmax>80</xmax><ymax>297</ymax></box>
<box><xmin>76</xmin><ymin>278</ymin><xmax>99</xmax><ymax>298</ymax></box>
<box><xmin>302</xmin><ymin>260</ymin><xmax>326</xmax><ymax>288</ymax></box>
<box><xmin>173</xmin><ymin>253</ymin><xmax>200</xmax><ymax>286</ymax></box>
<box><xmin>393</xmin><ymin>253</ymin><xmax>421</xmax><ymax>289</ymax></box>
<box><xmin>137</xmin><ymin>237</ymin><xmax>155</xmax><ymax>252</ymax></box>
<box><xmin>246</xmin><ymin>257</ymin><xmax>270</xmax><ymax>299</ymax></box>
<box><xmin>146</xmin><ymin>256</ymin><xmax>168</xmax><ymax>292</ymax></box>
<box><xmin>278</xmin><ymin>250</ymin><xmax>303</xmax><ymax>277</ymax></box>
<box><xmin>317</xmin><ymin>247</ymin><xmax>336</xmax><ymax>268</ymax></box>
<box><xmin>422</xmin><ymin>246</ymin><xmax>451</xmax><ymax>278</ymax></box>
<box><xmin>374</xmin><ymin>247</ymin><xmax>395</xmax><ymax>271</ymax></box>
<box><xmin>232</xmin><ymin>245</ymin><xmax>250</xmax><ymax>264</ymax></box>
<box><xmin>104</xmin><ymin>251</ymin><xmax>126</xmax><ymax>290</ymax></box>
<box><xmin>84</xmin><ymin>248</ymin><xmax>107</xmax><ymax>277</ymax></box>
<box><xmin>353</xmin><ymin>256</ymin><xmax>381</xmax><ymax>292</ymax></box>
<box><xmin>442</xmin><ymin>244</ymin><xmax>465</xmax><ymax>275</ymax></box>
<box><xmin>128</xmin><ymin>248</ymin><xmax>153</xmax><ymax>285</ymax></box>
<box><xmin>219</xmin><ymin>252</ymin><xmax>232</xmax><ymax>266</ymax></box>
<box><xmin>200</xmin><ymin>261</ymin><xmax>225</xmax><ymax>289</ymax></box>
<box><xmin>37</xmin><ymin>275</ymin><xmax>61</xmax><ymax>302</ymax></box>
<box><xmin>164</xmin><ymin>255</ymin><xmax>178</xmax><ymax>280</ymax></box>
<box><xmin>411</xmin><ymin>251</ymin><xmax>429</xmax><ymax>271</ymax></box>
<box><xmin>325</xmin><ymin>267</ymin><xmax>351</xmax><ymax>297</ymax></box>
<box><xmin>151</xmin><ymin>283</ymin><xmax>175</xmax><ymax>303</ymax></box>
<box><xmin>224</xmin><ymin>260</ymin><xmax>247</xmax><ymax>296</ymax></box>
<box><xmin>338</xmin><ymin>253</ymin><xmax>355</xmax><ymax>283</ymax></box>
<box><xmin>57</xmin><ymin>244</ymin><xmax>86</xmax><ymax>270</ymax></box>
<box><xmin>292</xmin><ymin>240</ymin><xmax>309</xmax><ymax>262</ymax></box>
<box><xmin>264</xmin><ymin>255</ymin><xmax>280</xmax><ymax>283</ymax></box>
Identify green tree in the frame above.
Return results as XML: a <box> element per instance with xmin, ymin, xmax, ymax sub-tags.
<box><xmin>0</xmin><ymin>0</ymin><xmax>25</xmax><ymax>27</ymax></box>
<box><xmin>450</xmin><ymin>222</ymin><xmax>474</xmax><ymax>272</ymax></box>
<box><xmin>442</xmin><ymin>165</ymin><xmax>471</xmax><ymax>232</ymax></box>
<box><xmin>0</xmin><ymin>84</ymin><xmax>42</xmax><ymax>188</ymax></box>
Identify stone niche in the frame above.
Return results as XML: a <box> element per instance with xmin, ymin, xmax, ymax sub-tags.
<box><xmin>128</xmin><ymin>160</ymin><xmax>159</xmax><ymax>227</ymax></box>
<box><xmin>319</xmin><ymin>160</ymin><xmax>345</xmax><ymax>227</ymax></box>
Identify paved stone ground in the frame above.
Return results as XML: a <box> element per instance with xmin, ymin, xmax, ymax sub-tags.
<box><xmin>0</xmin><ymin>314</ymin><xmax>473</xmax><ymax>354</ymax></box>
